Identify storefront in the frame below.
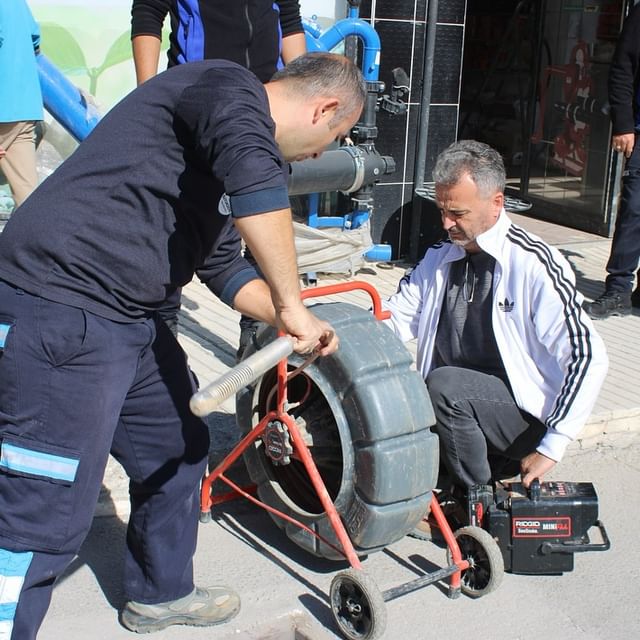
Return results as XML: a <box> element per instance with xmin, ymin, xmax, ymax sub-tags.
<box><xmin>459</xmin><ymin>0</ymin><xmax>631</xmax><ymax>237</ymax></box>
<box><xmin>360</xmin><ymin>0</ymin><xmax>635</xmax><ymax>259</ymax></box>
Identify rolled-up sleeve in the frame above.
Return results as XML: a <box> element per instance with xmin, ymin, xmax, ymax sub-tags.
<box><xmin>278</xmin><ymin>1</ymin><xmax>304</xmax><ymax>36</ymax></box>
<box><xmin>174</xmin><ymin>65</ymin><xmax>289</xmax><ymax>219</ymax></box>
<box><xmin>131</xmin><ymin>0</ymin><xmax>171</xmax><ymax>38</ymax></box>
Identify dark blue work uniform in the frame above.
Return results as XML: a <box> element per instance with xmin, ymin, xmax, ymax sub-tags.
<box><xmin>606</xmin><ymin>4</ymin><xmax>640</xmax><ymax>294</ymax></box>
<box><xmin>0</xmin><ymin>60</ymin><xmax>289</xmax><ymax>639</ymax></box>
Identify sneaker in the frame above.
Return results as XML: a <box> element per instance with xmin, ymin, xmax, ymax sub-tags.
<box><xmin>120</xmin><ymin>586</ymin><xmax>241</xmax><ymax>634</ymax></box>
<box><xmin>583</xmin><ymin>291</ymin><xmax>632</xmax><ymax>319</ymax></box>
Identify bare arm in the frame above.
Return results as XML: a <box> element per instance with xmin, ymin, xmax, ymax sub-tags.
<box><xmin>233</xmin><ymin>209</ymin><xmax>338</xmax><ymax>356</ymax></box>
<box><xmin>232</xmin><ymin>278</ymin><xmax>276</xmax><ymax>326</ymax></box>
<box><xmin>132</xmin><ymin>34</ymin><xmax>162</xmax><ymax>85</ymax></box>
<box><xmin>281</xmin><ymin>32</ymin><xmax>306</xmax><ymax>64</ymax></box>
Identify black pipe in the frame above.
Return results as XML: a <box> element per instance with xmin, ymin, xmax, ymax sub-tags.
<box><xmin>409</xmin><ymin>0</ymin><xmax>439</xmax><ymax>263</ymax></box>
<box><xmin>288</xmin><ymin>146</ymin><xmax>395</xmax><ymax>196</ymax></box>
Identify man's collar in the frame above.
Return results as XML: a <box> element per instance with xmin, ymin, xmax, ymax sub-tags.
<box><xmin>476</xmin><ymin>208</ymin><xmax>510</xmax><ymax>255</ymax></box>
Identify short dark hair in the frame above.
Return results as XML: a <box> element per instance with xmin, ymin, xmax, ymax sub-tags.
<box><xmin>433</xmin><ymin>140</ymin><xmax>506</xmax><ymax>197</ymax></box>
<box><xmin>271</xmin><ymin>52</ymin><xmax>366</xmax><ymax>125</ymax></box>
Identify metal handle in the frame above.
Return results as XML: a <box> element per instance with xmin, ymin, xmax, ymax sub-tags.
<box><xmin>540</xmin><ymin>520</ymin><xmax>611</xmax><ymax>555</ymax></box>
<box><xmin>189</xmin><ymin>336</ymin><xmax>295</xmax><ymax>417</ymax></box>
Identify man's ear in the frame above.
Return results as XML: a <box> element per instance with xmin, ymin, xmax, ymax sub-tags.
<box><xmin>312</xmin><ymin>98</ymin><xmax>339</xmax><ymax>124</ymax></box>
<box><xmin>493</xmin><ymin>191</ymin><xmax>505</xmax><ymax>212</ymax></box>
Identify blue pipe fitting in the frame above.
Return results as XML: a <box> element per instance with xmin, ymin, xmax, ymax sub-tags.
<box><xmin>304</xmin><ymin>18</ymin><xmax>381</xmax><ymax>81</ymax></box>
<box><xmin>37</xmin><ymin>53</ymin><xmax>101</xmax><ymax>142</ymax></box>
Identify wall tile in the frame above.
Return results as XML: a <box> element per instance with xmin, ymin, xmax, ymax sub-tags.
<box><xmin>369</xmin><ymin>0</ymin><xmax>427</xmax><ymax>21</ymax></box>
<box><xmin>397</xmin><ymin>183</ymin><xmax>447</xmax><ymax>259</ymax></box>
<box><xmin>401</xmin><ymin>103</ymin><xmax>421</xmax><ymax>183</ymax></box>
<box><xmin>370</xmin><ymin>183</ymin><xmax>404</xmax><ymax>252</ymax></box>
<box><xmin>374</xmin><ymin>19</ymin><xmax>416</xmax><ymax>88</ymax></box>
<box><xmin>406</xmin><ymin>21</ymin><xmax>426</xmax><ymax>103</ymax></box>
<box><xmin>438</xmin><ymin>0</ymin><xmax>466</xmax><ymax>24</ymax></box>
<box><xmin>431</xmin><ymin>24</ymin><xmax>464</xmax><ymax>104</ymax></box>
<box><xmin>340</xmin><ymin>1</ymin><xmax>465</xmax><ymax>257</ymax></box>
<box><xmin>375</xmin><ymin>108</ymin><xmax>409</xmax><ymax>183</ymax></box>
<box><xmin>359</xmin><ymin>0</ymin><xmax>373</xmax><ymax>19</ymax></box>
<box><xmin>423</xmin><ymin>105</ymin><xmax>460</xmax><ymax>181</ymax></box>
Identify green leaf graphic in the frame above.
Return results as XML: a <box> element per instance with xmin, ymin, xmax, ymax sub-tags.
<box><xmin>97</xmin><ymin>30</ymin><xmax>133</xmax><ymax>75</ymax></box>
<box><xmin>39</xmin><ymin>22</ymin><xmax>87</xmax><ymax>75</ymax></box>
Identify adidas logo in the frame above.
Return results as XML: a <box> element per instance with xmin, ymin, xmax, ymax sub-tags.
<box><xmin>498</xmin><ymin>298</ymin><xmax>514</xmax><ymax>313</ymax></box>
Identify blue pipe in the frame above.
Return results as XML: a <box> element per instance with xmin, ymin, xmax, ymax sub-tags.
<box><xmin>37</xmin><ymin>53</ymin><xmax>101</xmax><ymax>142</ymax></box>
<box><xmin>304</xmin><ymin>18</ymin><xmax>380</xmax><ymax>81</ymax></box>
<box><xmin>302</xmin><ymin>14</ymin><xmax>390</xmax><ymax>261</ymax></box>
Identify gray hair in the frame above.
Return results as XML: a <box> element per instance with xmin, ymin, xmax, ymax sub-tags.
<box><xmin>270</xmin><ymin>52</ymin><xmax>366</xmax><ymax>125</ymax></box>
<box><xmin>433</xmin><ymin>140</ymin><xmax>506</xmax><ymax>197</ymax></box>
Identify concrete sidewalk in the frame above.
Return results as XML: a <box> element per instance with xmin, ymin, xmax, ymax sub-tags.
<box><xmin>42</xmin><ymin>211</ymin><xmax>640</xmax><ymax>639</ymax></box>
<box><xmin>42</xmin><ymin>432</ymin><xmax>640</xmax><ymax>640</ymax></box>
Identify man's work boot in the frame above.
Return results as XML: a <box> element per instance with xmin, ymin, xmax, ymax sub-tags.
<box><xmin>120</xmin><ymin>586</ymin><xmax>241</xmax><ymax>633</ymax></box>
<box><xmin>408</xmin><ymin>489</ymin><xmax>468</xmax><ymax>542</ymax></box>
<box><xmin>236</xmin><ymin>323</ymin><xmax>258</xmax><ymax>363</ymax></box>
<box><xmin>583</xmin><ymin>291</ymin><xmax>632</xmax><ymax>319</ymax></box>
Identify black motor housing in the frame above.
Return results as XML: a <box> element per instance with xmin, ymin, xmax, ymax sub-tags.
<box><xmin>484</xmin><ymin>481</ymin><xmax>608</xmax><ymax>575</ymax></box>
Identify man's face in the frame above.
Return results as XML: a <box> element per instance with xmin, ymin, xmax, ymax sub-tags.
<box><xmin>435</xmin><ymin>173</ymin><xmax>503</xmax><ymax>252</ymax></box>
<box><xmin>279</xmin><ymin>104</ymin><xmax>361</xmax><ymax>162</ymax></box>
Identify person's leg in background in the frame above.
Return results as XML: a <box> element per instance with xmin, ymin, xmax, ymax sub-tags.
<box><xmin>585</xmin><ymin>134</ymin><xmax>640</xmax><ymax>318</ymax></box>
<box><xmin>160</xmin><ymin>281</ymin><xmax>257</xmax><ymax>362</ymax></box>
<box><xmin>0</xmin><ymin>121</ymin><xmax>38</xmax><ymax>208</ymax></box>
<box><xmin>237</xmin><ymin>246</ymin><xmax>261</xmax><ymax>361</ymax></box>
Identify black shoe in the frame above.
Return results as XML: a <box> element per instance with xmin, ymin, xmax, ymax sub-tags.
<box><xmin>632</xmin><ymin>288</ymin><xmax>640</xmax><ymax>309</ymax></box>
<box><xmin>236</xmin><ymin>325</ymin><xmax>258</xmax><ymax>363</ymax></box>
<box><xmin>583</xmin><ymin>291</ymin><xmax>632</xmax><ymax>319</ymax></box>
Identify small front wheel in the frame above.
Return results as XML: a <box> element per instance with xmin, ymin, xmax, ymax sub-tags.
<box><xmin>330</xmin><ymin>569</ymin><xmax>386</xmax><ymax>640</ymax></box>
<box><xmin>447</xmin><ymin>526</ymin><xmax>504</xmax><ymax>598</ymax></box>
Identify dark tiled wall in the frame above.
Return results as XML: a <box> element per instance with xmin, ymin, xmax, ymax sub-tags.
<box><xmin>358</xmin><ymin>0</ymin><xmax>466</xmax><ymax>259</ymax></box>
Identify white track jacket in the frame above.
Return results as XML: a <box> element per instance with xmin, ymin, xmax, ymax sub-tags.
<box><xmin>383</xmin><ymin>211</ymin><xmax>609</xmax><ymax>462</ymax></box>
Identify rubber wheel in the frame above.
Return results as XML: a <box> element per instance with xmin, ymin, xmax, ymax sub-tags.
<box><xmin>237</xmin><ymin>302</ymin><xmax>439</xmax><ymax>559</ymax></box>
<box><xmin>330</xmin><ymin>569</ymin><xmax>386</xmax><ymax>640</ymax></box>
<box><xmin>446</xmin><ymin>526</ymin><xmax>504</xmax><ymax>597</ymax></box>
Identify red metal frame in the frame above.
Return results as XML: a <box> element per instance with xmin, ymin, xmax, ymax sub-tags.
<box><xmin>428</xmin><ymin>495</ymin><xmax>469</xmax><ymax>590</ymax></box>
<box><xmin>199</xmin><ymin>280</ymin><xmax>467</xmax><ymax>587</ymax></box>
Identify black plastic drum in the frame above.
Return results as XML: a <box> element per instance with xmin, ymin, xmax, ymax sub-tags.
<box><xmin>236</xmin><ymin>302</ymin><xmax>439</xmax><ymax>560</ymax></box>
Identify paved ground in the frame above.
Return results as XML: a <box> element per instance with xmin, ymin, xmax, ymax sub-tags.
<box><xmin>35</xmin><ymin>210</ymin><xmax>640</xmax><ymax>639</ymax></box>
<box><xmin>41</xmin><ymin>430</ymin><xmax>640</xmax><ymax>640</ymax></box>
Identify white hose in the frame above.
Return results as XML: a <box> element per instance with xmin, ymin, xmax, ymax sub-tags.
<box><xmin>189</xmin><ymin>336</ymin><xmax>295</xmax><ymax>417</ymax></box>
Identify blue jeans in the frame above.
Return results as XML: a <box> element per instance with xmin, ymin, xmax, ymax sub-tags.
<box><xmin>606</xmin><ymin>133</ymin><xmax>640</xmax><ymax>293</ymax></box>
